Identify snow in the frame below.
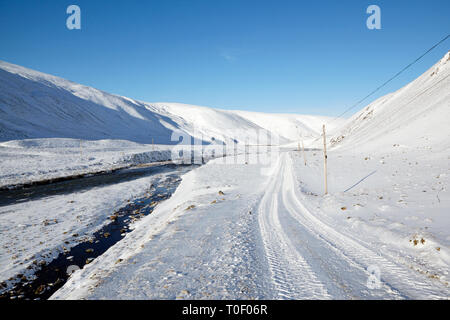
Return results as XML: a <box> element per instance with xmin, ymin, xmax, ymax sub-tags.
<box><xmin>0</xmin><ymin>138</ymin><xmax>173</xmax><ymax>189</ymax></box>
<box><xmin>287</xmin><ymin>150</ymin><xmax>450</xmax><ymax>298</ymax></box>
<box><xmin>52</xmin><ymin>53</ymin><xmax>450</xmax><ymax>300</ymax></box>
<box><xmin>232</xmin><ymin>110</ymin><xmax>345</xmax><ymax>142</ymax></box>
<box><xmin>51</xmin><ymin>154</ymin><xmax>275</xmax><ymax>299</ymax></box>
<box><xmin>330</xmin><ymin>51</ymin><xmax>450</xmax><ymax>153</ymax></box>
<box><xmin>0</xmin><ymin>60</ymin><xmax>335</xmax><ymax>147</ymax></box>
<box><xmin>52</xmin><ymin>149</ymin><xmax>450</xmax><ymax>299</ymax></box>
<box><xmin>0</xmin><ymin>59</ymin><xmax>335</xmax><ymax>188</ymax></box>
<box><xmin>1</xmin><ymin>52</ymin><xmax>450</xmax><ymax>299</ymax></box>
<box><xmin>0</xmin><ymin>166</ymin><xmax>181</xmax><ymax>290</ymax></box>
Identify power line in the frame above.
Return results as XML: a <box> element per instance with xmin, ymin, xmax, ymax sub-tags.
<box><xmin>333</xmin><ymin>34</ymin><xmax>449</xmax><ymax>120</ymax></box>
<box><xmin>301</xmin><ymin>34</ymin><xmax>450</xmax><ymax>150</ymax></box>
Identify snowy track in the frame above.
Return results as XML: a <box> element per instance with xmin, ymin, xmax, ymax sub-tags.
<box><xmin>258</xmin><ymin>156</ymin><xmax>330</xmax><ymax>299</ymax></box>
<box><xmin>258</xmin><ymin>152</ymin><xmax>449</xmax><ymax>299</ymax></box>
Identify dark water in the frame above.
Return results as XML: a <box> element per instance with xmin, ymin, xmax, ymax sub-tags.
<box><xmin>0</xmin><ymin>164</ymin><xmax>196</xmax><ymax>300</ymax></box>
<box><xmin>0</xmin><ymin>163</ymin><xmax>182</xmax><ymax>207</ymax></box>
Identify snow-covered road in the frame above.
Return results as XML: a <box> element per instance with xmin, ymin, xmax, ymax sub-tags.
<box><xmin>259</xmin><ymin>152</ymin><xmax>449</xmax><ymax>299</ymax></box>
<box><xmin>51</xmin><ymin>150</ymin><xmax>449</xmax><ymax>300</ymax></box>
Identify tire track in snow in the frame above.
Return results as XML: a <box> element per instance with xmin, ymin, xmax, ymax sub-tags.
<box><xmin>258</xmin><ymin>156</ymin><xmax>331</xmax><ymax>299</ymax></box>
<box><xmin>280</xmin><ymin>153</ymin><xmax>449</xmax><ymax>299</ymax></box>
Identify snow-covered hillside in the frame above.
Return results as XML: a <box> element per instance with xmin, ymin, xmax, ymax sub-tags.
<box><xmin>232</xmin><ymin>110</ymin><xmax>345</xmax><ymax>143</ymax></box>
<box><xmin>0</xmin><ymin>60</ymin><xmax>341</xmax><ymax>188</ymax></box>
<box><xmin>330</xmin><ymin>51</ymin><xmax>450</xmax><ymax>153</ymax></box>
<box><xmin>0</xmin><ymin>60</ymin><xmax>336</xmax><ymax>146</ymax></box>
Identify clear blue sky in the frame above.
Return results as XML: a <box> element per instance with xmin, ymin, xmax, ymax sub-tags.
<box><xmin>0</xmin><ymin>0</ymin><xmax>449</xmax><ymax>116</ymax></box>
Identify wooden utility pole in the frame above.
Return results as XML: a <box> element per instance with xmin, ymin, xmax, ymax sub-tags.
<box><xmin>301</xmin><ymin>139</ymin><xmax>307</xmax><ymax>166</ymax></box>
<box><xmin>322</xmin><ymin>125</ymin><xmax>328</xmax><ymax>195</ymax></box>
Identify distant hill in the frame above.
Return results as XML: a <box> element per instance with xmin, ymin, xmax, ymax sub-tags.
<box><xmin>0</xmin><ymin>61</ymin><xmax>338</xmax><ymax>145</ymax></box>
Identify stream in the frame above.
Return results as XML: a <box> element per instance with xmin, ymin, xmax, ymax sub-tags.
<box><xmin>0</xmin><ymin>163</ymin><xmax>197</xmax><ymax>300</ymax></box>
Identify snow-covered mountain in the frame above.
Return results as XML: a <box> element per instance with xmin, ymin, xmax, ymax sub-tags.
<box><xmin>330</xmin><ymin>51</ymin><xmax>450</xmax><ymax>153</ymax></box>
<box><xmin>231</xmin><ymin>110</ymin><xmax>344</xmax><ymax>141</ymax></box>
<box><xmin>0</xmin><ymin>61</ymin><xmax>337</xmax><ymax>145</ymax></box>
